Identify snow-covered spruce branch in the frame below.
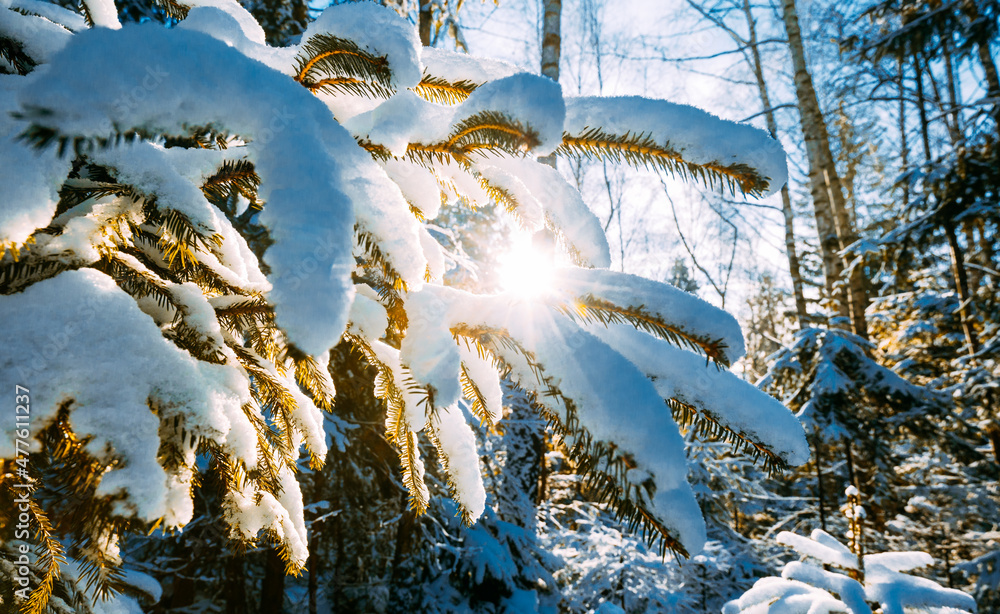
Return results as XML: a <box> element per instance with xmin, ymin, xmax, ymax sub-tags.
<box><xmin>293</xmin><ymin>33</ymin><xmax>394</xmax><ymax>98</ymax></box>
<box><xmin>412</xmin><ymin>48</ymin><xmax>521</xmax><ymax>105</ymax></box>
<box><xmin>413</xmin><ymin>75</ymin><xmax>482</xmax><ymax>105</ymax></box>
<box><xmin>343</xmin><ymin>330</ymin><xmax>433</xmax><ymax>516</ymax></box>
<box><xmin>558</xmin><ymin>97</ymin><xmax>788</xmax><ymax>198</ymax></box>
<box><xmin>724</xmin><ymin>524</ymin><xmax>977</xmax><ymax>613</ymax></box>
<box><xmin>446</xmin><ymin>322</ymin><xmax>695</xmax><ymax>557</ymax></box>
<box><xmin>0</xmin><ymin>0</ymin><xmax>799</xmax><ymax>608</ymax></box>
<box><xmin>401</xmin><ymin>284</ymin><xmax>807</xmax><ymax>555</ymax></box>
<box><xmin>410</xmin><ymin>54</ymin><xmax>789</xmax><ymax>199</ymax></box>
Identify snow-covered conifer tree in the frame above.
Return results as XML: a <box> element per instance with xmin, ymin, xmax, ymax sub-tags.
<box><xmin>1</xmin><ymin>0</ymin><xmax>807</xmax><ymax>609</ymax></box>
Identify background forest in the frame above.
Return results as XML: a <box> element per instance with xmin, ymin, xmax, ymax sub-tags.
<box><xmin>0</xmin><ymin>0</ymin><xmax>997</xmax><ymax>612</ymax></box>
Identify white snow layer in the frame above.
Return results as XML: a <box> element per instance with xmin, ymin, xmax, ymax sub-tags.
<box><xmin>456</xmin><ymin>342</ymin><xmax>503</xmax><ymax>425</ymax></box>
<box><xmin>420</xmin><ymin>46</ymin><xmax>522</xmax><ymax>86</ymax></box>
<box><xmin>0</xmin><ymin>138</ymin><xmax>72</xmax><ymax>249</ymax></box>
<box><xmin>17</xmin><ymin>24</ymin><xmax>359</xmax><ymax>356</ymax></box>
<box><xmin>347</xmin><ymin>149</ymin><xmax>428</xmax><ymax>289</ymax></box>
<box><xmin>370</xmin><ymin>340</ymin><xmax>429</xmax><ymax>433</ymax></box>
<box><xmin>0</xmin><ymin>6</ymin><xmax>73</xmax><ymax>63</ymax></box>
<box><xmin>11</xmin><ymin>0</ymin><xmax>88</xmax><ymax>31</ymax></box>
<box><xmin>865</xmin><ymin>555</ymin><xmax>976</xmax><ymax>614</ymax></box>
<box><xmin>418</xmin><ymin>225</ymin><xmax>446</xmax><ymax>281</ymax></box>
<box><xmin>381</xmin><ymin>157</ymin><xmax>443</xmax><ymax>219</ymax></box>
<box><xmin>722</xmin><ymin>577</ymin><xmax>850</xmax><ymax>614</ymax></box>
<box><xmin>430</xmin><ymin>404</ymin><xmax>487</xmax><ymax>521</ymax></box>
<box><xmin>781</xmin><ymin>562</ymin><xmax>871</xmax><ymax>614</ymax></box>
<box><xmin>564</xmin><ymin>96</ymin><xmax>788</xmax><ymax>196</ymax></box>
<box><xmin>347</xmin><ymin>286</ymin><xmax>389</xmax><ymax>341</ymax></box>
<box><xmin>345</xmin><ymin>90</ymin><xmax>453</xmax><ymax>155</ymax></box>
<box><xmin>0</xmin><ymin>270</ymin><xmax>250</xmax><ymax>527</ymax></box>
<box><xmin>224</xmin><ymin>466</ymin><xmax>310</xmax><ymax>565</ymax></box>
<box><xmin>401</xmin><ymin>288</ymin><xmax>463</xmax><ymax>408</ymax></box>
<box><xmin>88</xmin><ymin>141</ymin><xmax>227</xmax><ymax>243</ymax></box>
<box><xmin>183</xmin><ymin>0</ymin><xmax>264</xmax><ymax>44</ymax></box>
<box><xmin>176</xmin><ymin>6</ymin><xmax>295</xmax><ymax>73</ymax></box>
<box><xmin>475</xmin><ymin>162</ymin><xmax>546</xmax><ymax>230</ymax></box>
<box><xmin>436</xmin><ymin>160</ymin><xmax>491</xmax><ymax>206</ymax></box>
<box><xmin>56</xmin><ymin>559</ymin><xmax>153</xmax><ymax>614</ymax></box>
<box><xmin>777</xmin><ymin>530</ymin><xmax>859</xmax><ymax>570</ymax></box>
<box><xmin>81</xmin><ymin>0</ymin><xmax>121</xmax><ymax>29</ymax></box>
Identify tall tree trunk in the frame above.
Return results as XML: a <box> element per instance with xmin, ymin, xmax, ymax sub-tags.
<box><xmin>225</xmin><ymin>554</ymin><xmax>247</xmax><ymax>614</ymax></box>
<box><xmin>260</xmin><ymin>547</ymin><xmax>286</xmax><ymax>614</ymax></box>
<box><xmin>899</xmin><ymin>56</ymin><xmax>910</xmax><ymax>209</ymax></box>
<box><xmin>960</xmin><ymin>1</ymin><xmax>1000</xmax><ymax>130</ymax></box>
<box><xmin>780</xmin><ymin>0</ymin><xmax>867</xmax><ymax>337</ymax></box>
<box><xmin>914</xmin><ymin>54</ymin><xmax>932</xmax><ymax>162</ymax></box>
<box><xmin>418</xmin><ymin>0</ymin><xmax>433</xmax><ymax>47</ymax></box>
<box><xmin>742</xmin><ymin>0</ymin><xmax>807</xmax><ymax>328</ymax></box>
<box><xmin>977</xmin><ymin>219</ymin><xmax>996</xmax><ymax>280</ymax></box>
<box><xmin>976</xmin><ymin>40</ymin><xmax>1000</xmax><ymax>132</ymax></box>
<box><xmin>332</xmin><ymin>454</ymin><xmax>344</xmax><ymax>611</ymax></box>
<box><xmin>823</xmin><ymin>165</ymin><xmax>870</xmax><ymax>340</ymax></box>
<box><xmin>538</xmin><ymin>0</ymin><xmax>562</xmax><ymax>170</ymax></box>
<box><xmin>924</xmin><ymin>45</ymin><xmax>960</xmax><ymax>144</ymax></box>
<box><xmin>388</xmin><ymin>493</ymin><xmax>417</xmax><ymax>607</ymax></box>
<box><xmin>942</xmin><ymin>40</ymin><xmax>963</xmax><ymax>142</ymax></box>
<box><xmin>540</xmin><ymin>0</ymin><xmax>561</xmax><ymax>81</ymax></box>
<box><xmin>964</xmin><ymin>222</ymin><xmax>983</xmax><ymax>291</ymax></box>
<box><xmin>944</xmin><ymin>221</ymin><xmax>981</xmax><ymax>358</ymax></box>
<box><xmin>307</xmin><ymin>536</ymin><xmax>318</xmax><ymax>614</ymax></box>
<box><xmin>843</xmin><ymin>437</ymin><xmax>858</xmax><ymax>491</ymax></box>
<box><xmin>812</xmin><ymin>434</ymin><xmax>828</xmax><ymax>531</ymax></box>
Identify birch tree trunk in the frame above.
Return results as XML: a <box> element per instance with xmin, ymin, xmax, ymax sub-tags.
<box><xmin>780</xmin><ymin>0</ymin><xmax>868</xmax><ymax>337</ymax></box>
<box><xmin>540</xmin><ymin>0</ymin><xmax>561</xmax><ymax>81</ymax></box>
<box><xmin>741</xmin><ymin>0</ymin><xmax>808</xmax><ymax>328</ymax></box>
<box><xmin>538</xmin><ymin>0</ymin><xmax>561</xmax><ymax>169</ymax></box>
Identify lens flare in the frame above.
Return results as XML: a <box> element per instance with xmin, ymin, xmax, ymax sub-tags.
<box><xmin>498</xmin><ymin>235</ymin><xmax>557</xmax><ymax>298</ymax></box>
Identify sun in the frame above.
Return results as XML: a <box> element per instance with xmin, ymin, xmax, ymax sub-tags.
<box><xmin>498</xmin><ymin>232</ymin><xmax>558</xmax><ymax>299</ymax></box>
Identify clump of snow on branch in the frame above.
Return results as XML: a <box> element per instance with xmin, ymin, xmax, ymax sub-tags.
<box><xmin>564</xmin><ymin>96</ymin><xmax>788</xmax><ymax>197</ymax></box>
<box><xmin>1</xmin><ymin>270</ymin><xmax>251</xmax><ymax>527</ymax></box>
<box><xmin>724</xmin><ymin>521</ymin><xmax>977</xmax><ymax>614</ymax></box>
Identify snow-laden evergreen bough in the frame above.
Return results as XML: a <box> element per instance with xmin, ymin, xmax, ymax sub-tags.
<box><xmin>724</xmin><ymin>522</ymin><xmax>977</xmax><ymax>613</ymax></box>
<box><xmin>0</xmin><ymin>0</ymin><xmax>805</xmax><ymax>608</ymax></box>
